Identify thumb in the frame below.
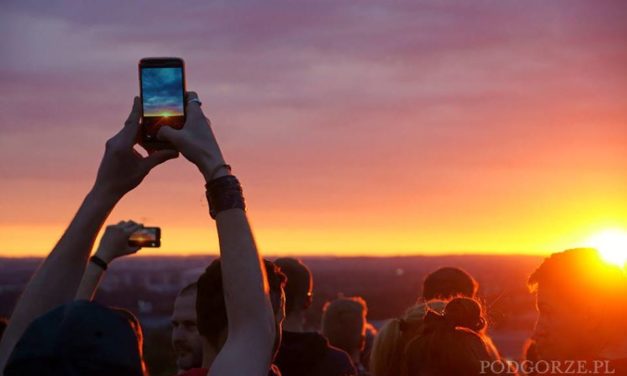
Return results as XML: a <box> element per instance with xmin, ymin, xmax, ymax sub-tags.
<box><xmin>156</xmin><ymin>125</ymin><xmax>180</xmax><ymax>144</ymax></box>
<box><xmin>143</xmin><ymin>149</ymin><xmax>179</xmax><ymax>170</ymax></box>
<box><xmin>127</xmin><ymin>246</ymin><xmax>141</xmax><ymax>254</ymax></box>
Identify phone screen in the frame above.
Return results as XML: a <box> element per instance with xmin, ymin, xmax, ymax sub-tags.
<box><xmin>129</xmin><ymin>227</ymin><xmax>161</xmax><ymax>248</ymax></box>
<box><xmin>140</xmin><ymin>65</ymin><xmax>185</xmax><ymax>142</ymax></box>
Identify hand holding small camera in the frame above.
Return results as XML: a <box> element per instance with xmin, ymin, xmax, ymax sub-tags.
<box><xmin>94</xmin><ymin>220</ymin><xmax>143</xmax><ymax>264</ymax></box>
<box><xmin>93</xmin><ymin>97</ymin><xmax>179</xmax><ymax>200</ymax></box>
<box><xmin>156</xmin><ymin>92</ymin><xmax>230</xmax><ymax>182</ymax></box>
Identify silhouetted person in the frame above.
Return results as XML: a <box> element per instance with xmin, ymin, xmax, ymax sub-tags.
<box><xmin>177</xmin><ymin>259</ymin><xmax>286</xmax><ymax>376</ymax></box>
<box><xmin>171</xmin><ymin>282</ymin><xmax>203</xmax><ymax>373</ymax></box>
<box><xmin>322</xmin><ymin>297</ymin><xmax>370</xmax><ymax>375</ymax></box>
<box><xmin>404</xmin><ymin>298</ymin><xmax>504</xmax><ymax>376</ymax></box>
<box><xmin>528</xmin><ymin>248</ymin><xmax>627</xmax><ymax>374</ymax></box>
<box><xmin>422</xmin><ymin>266</ymin><xmax>478</xmax><ymax>301</ymax></box>
<box><xmin>371</xmin><ymin>266</ymin><xmax>480</xmax><ymax>376</ymax></box>
<box><xmin>370</xmin><ymin>301</ymin><xmax>446</xmax><ymax>376</ymax></box>
<box><xmin>274</xmin><ymin>257</ymin><xmax>357</xmax><ymax>376</ymax></box>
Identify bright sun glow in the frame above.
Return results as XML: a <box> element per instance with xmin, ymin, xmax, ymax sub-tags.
<box><xmin>160</xmin><ymin>112</ymin><xmax>171</xmax><ymax>117</ymax></box>
<box><xmin>585</xmin><ymin>229</ymin><xmax>627</xmax><ymax>267</ymax></box>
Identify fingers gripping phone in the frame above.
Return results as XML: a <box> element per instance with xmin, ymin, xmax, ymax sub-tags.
<box><xmin>138</xmin><ymin>57</ymin><xmax>186</xmax><ymax>149</ymax></box>
<box><xmin>129</xmin><ymin>227</ymin><xmax>161</xmax><ymax>247</ymax></box>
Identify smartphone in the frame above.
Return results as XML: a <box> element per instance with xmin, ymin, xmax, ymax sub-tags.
<box><xmin>138</xmin><ymin>57</ymin><xmax>186</xmax><ymax>149</ymax></box>
<box><xmin>128</xmin><ymin>227</ymin><xmax>161</xmax><ymax>248</ymax></box>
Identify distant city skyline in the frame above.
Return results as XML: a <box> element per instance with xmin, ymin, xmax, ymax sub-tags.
<box><xmin>1</xmin><ymin>1</ymin><xmax>625</xmax><ymax>257</ymax></box>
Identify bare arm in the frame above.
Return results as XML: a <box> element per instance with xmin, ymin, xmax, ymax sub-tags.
<box><xmin>0</xmin><ymin>98</ymin><xmax>177</xmax><ymax>370</ymax></box>
<box><xmin>158</xmin><ymin>92</ymin><xmax>275</xmax><ymax>376</ymax></box>
<box><xmin>209</xmin><ymin>210</ymin><xmax>275</xmax><ymax>376</ymax></box>
<box><xmin>75</xmin><ymin>260</ymin><xmax>108</xmax><ymax>302</ymax></box>
<box><xmin>75</xmin><ymin>221</ymin><xmax>142</xmax><ymax>301</ymax></box>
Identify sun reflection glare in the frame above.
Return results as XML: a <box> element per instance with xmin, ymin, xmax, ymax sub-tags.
<box><xmin>585</xmin><ymin>229</ymin><xmax>627</xmax><ymax>267</ymax></box>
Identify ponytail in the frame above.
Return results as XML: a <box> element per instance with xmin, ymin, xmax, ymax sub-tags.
<box><xmin>405</xmin><ymin>298</ymin><xmax>500</xmax><ymax>376</ymax></box>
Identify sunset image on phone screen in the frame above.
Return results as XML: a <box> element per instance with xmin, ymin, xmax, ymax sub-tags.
<box><xmin>141</xmin><ymin>67</ymin><xmax>184</xmax><ymax>118</ymax></box>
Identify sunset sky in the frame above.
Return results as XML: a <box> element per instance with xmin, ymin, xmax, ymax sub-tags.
<box><xmin>0</xmin><ymin>1</ymin><xmax>625</xmax><ymax>257</ymax></box>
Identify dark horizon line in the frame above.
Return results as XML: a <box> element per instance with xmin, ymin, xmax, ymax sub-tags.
<box><xmin>0</xmin><ymin>253</ymin><xmax>547</xmax><ymax>260</ymax></box>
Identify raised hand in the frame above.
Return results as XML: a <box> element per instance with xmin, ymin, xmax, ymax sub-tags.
<box><xmin>94</xmin><ymin>97</ymin><xmax>179</xmax><ymax>199</ymax></box>
<box><xmin>156</xmin><ymin>92</ymin><xmax>230</xmax><ymax>182</ymax></box>
<box><xmin>94</xmin><ymin>220</ymin><xmax>144</xmax><ymax>263</ymax></box>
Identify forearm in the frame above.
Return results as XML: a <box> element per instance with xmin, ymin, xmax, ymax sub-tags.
<box><xmin>0</xmin><ymin>187</ymin><xmax>118</xmax><ymax>368</ymax></box>
<box><xmin>215</xmin><ymin>209</ymin><xmax>275</xmax><ymax>343</ymax></box>
<box><xmin>75</xmin><ymin>262</ymin><xmax>106</xmax><ymax>301</ymax></box>
<box><xmin>210</xmin><ymin>208</ymin><xmax>275</xmax><ymax>376</ymax></box>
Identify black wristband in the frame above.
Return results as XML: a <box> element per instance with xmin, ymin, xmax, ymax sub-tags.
<box><xmin>90</xmin><ymin>255</ymin><xmax>108</xmax><ymax>271</ymax></box>
<box><xmin>205</xmin><ymin>175</ymin><xmax>246</xmax><ymax>219</ymax></box>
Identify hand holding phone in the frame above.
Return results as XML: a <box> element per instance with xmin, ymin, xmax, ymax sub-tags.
<box><xmin>95</xmin><ymin>221</ymin><xmax>145</xmax><ymax>263</ymax></box>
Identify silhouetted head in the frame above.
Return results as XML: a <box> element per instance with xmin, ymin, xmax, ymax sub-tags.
<box><xmin>405</xmin><ymin>298</ymin><xmax>501</xmax><ymax>376</ymax></box>
<box><xmin>5</xmin><ymin>301</ymin><xmax>145</xmax><ymax>376</ymax></box>
<box><xmin>321</xmin><ymin>296</ymin><xmax>367</xmax><ymax>361</ymax></box>
<box><xmin>274</xmin><ymin>257</ymin><xmax>313</xmax><ymax>317</ymax></box>
<box><xmin>171</xmin><ymin>282</ymin><xmax>203</xmax><ymax>372</ymax></box>
<box><xmin>528</xmin><ymin>248</ymin><xmax>627</xmax><ymax>360</ymax></box>
<box><xmin>196</xmin><ymin>258</ymin><xmax>287</xmax><ymax>360</ymax></box>
<box><xmin>422</xmin><ymin>267</ymin><xmax>478</xmax><ymax>301</ymax></box>
<box><xmin>370</xmin><ymin>300</ymin><xmax>447</xmax><ymax>376</ymax></box>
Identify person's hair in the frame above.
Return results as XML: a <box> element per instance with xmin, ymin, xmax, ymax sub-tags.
<box><xmin>178</xmin><ymin>281</ymin><xmax>198</xmax><ymax>297</ymax></box>
<box><xmin>196</xmin><ymin>258</ymin><xmax>286</xmax><ymax>349</ymax></box>
<box><xmin>321</xmin><ymin>296</ymin><xmax>367</xmax><ymax>355</ymax></box>
<box><xmin>528</xmin><ymin>248</ymin><xmax>627</xmax><ymax>344</ymax></box>
<box><xmin>422</xmin><ymin>267</ymin><xmax>478</xmax><ymax>301</ymax></box>
<box><xmin>111</xmin><ymin>307</ymin><xmax>144</xmax><ymax>349</ymax></box>
<box><xmin>404</xmin><ymin>298</ymin><xmax>502</xmax><ymax>376</ymax></box>
<box><xmin>370</xmin><ymin>300</ymin><xmax>446</xmax><ymax>376</ymax></box>
<box><xmin>360</xmin><ymin>322</ymin><xmax>377</xmax><ymax>370</ymax></box>
<box><xmin>110</xmin><ymin>307</ymin><xmax>147</xmax><ymax>375</ymax></box>
<box><xmin>274</xmin><ymin>257</ymin><xmax>313</xmax><ymax>316</ymax></box>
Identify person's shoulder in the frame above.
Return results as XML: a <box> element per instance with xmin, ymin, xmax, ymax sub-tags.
<box><xmin>177</xmin><ymin>368</ymin><xmax>209</xmax><ymax>376</ymax></box>
<box><xmin>323</xmin><ymin>344</ymin><xmax>357</xmax><ymax>375</ymax></box>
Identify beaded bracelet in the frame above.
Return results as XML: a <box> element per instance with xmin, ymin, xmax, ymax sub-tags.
<box><xmin>205</xmin><ymin>175</ymin><xmax>246</xmax><ymax>219</ymax></box>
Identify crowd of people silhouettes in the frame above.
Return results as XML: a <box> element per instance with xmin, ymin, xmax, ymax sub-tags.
<box><xmin>0</xmin><ymin>93</ymin><xmax>625</xmax><ymax>376</ymax></box>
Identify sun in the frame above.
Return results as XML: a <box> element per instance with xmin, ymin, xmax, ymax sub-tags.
<box><xmin>160</xmin><ymin>112</ymin><xmax>171</xmax><ymax>117</ymax></box>
<box><xmin>585</xmin><ymin>229</ymin><xmax>627</xmax><ymax>267</ymax></box>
